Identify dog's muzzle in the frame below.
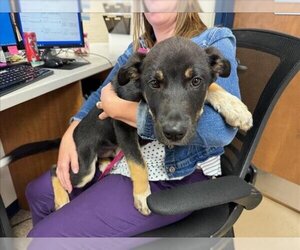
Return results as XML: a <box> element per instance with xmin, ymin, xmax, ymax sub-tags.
<box><xmin>162</xmin><ymin>121</ymin><xmax>187</xmax><ymax>142</ymax></box>
<box><xmin>160</xmin><ymin>112</ymin><xmax>189</xmax><ymax>143</ymax></box>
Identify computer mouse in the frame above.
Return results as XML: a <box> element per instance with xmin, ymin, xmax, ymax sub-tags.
<box><xmin>44</xmin><ymin>59</ymin><xmax>60</xmax><ymax>68</ymax></box>
<box><xmin>55</xmin><ymin>58</ymin><xmax>64</xmax><ymax>66</ymax></box>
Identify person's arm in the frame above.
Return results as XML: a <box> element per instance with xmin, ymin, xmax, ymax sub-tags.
<box><xmin>56</xmin><ymin>120</ymin><xmax>80</xmax><ymax>193</ymax></box>
<box><xmin>71</xmin><ymin>43</ymin><xmax>134</xmax><ymax>121</ymax></box>
<box><xmin>136</xmin><ymin>28</ymin><xmax>240</xmax><ymax>146</ymax></box>
<box><xmin>97</xmin><ymin>83</ymin><xmax>138</xmax><ymax>127</ymax></box>
<box><xmin>192</xmin><ymin>28</ymin><xmax>240</xmax><ymax>147</ymax></box>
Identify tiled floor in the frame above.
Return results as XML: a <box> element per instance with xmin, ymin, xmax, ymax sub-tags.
<box><xmin>10</xmin><ymin>196</ymin><xmax>300</xmax><ymax>237</ymax></box>
<box><xmin>10</xmin><ymin>209</ymin><xmax>32</xmax><ymax>237</ymax></box>
<box><xmin>234</xmin><ymin>196</ymin><xmax>300</xmax><ymax>237</ymax></box>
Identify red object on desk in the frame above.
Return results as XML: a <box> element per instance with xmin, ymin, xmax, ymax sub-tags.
<box><xmin>23</xmin><ymin>32</ymin><xmax>41</xmax><ymax>63</ymax></box>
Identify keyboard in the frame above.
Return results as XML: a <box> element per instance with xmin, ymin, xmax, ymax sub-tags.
<box><xmin>0</xmin><ymin>64</ymin><xmax>53</xmax><ymax>96</ymax></box>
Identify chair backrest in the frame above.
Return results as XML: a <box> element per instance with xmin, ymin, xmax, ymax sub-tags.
<box><xmin>221</xmin><ymin>29</ymin><xmax>300</xmax><ymax>179</ymax></box>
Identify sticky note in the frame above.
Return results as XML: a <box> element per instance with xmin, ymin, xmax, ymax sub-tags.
<box><xmin>8</xmin><ymin>45</ymin><xmax>19</xmax><ymax>55</ymax></box>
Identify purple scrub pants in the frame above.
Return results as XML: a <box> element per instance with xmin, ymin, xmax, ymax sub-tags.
<box><xmin>26</xmin><ymin>169</ymin><xmax>207</xmax><ymax>237</ymax></box>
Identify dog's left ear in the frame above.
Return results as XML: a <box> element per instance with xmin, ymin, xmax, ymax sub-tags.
<box><xmin>205</xmin><ymin>47</ymin><xmax>231</xmax><ymax>78</ymax></box>
<box><xmin>118</xmin><ymin>52</ymin><xmax>146</xmax><ymax>86</ymax></box>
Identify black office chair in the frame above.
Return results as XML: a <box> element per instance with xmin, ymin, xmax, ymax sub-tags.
<box><xmin>1</xmin><ymin>29</ymin><xmax>299</xmax><ymax>237</ymax></box>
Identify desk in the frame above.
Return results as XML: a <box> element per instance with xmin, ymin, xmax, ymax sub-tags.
<box><xmin>0</xmin><ymin>34</ymin><xmax>132</xmax><ymax>209</ymax></box>
<box><xmin>1</xmin><ymin>34</ymin><xmax>132</xmax><ymax>112</ymax></box>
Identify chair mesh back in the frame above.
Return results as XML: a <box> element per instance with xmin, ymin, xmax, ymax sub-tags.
<box><xmin>238</xmin><ymin>49</ymin><xmax>280</xmax><ymax>114</ymax></box>
<box><xmin>221</xmin><ymin>29</ymin><xmax>300</xmax><ymax>178</ymax></box>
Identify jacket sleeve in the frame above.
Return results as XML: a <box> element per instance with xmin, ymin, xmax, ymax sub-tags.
<box><xmin>191</xmin><ymin>28</ymin><xmax>239</xmax><ymax>147</ymax></box>
<box><xmin>137</xmin><ymin>28</ymin><xmax>239</xmax><ymax>147</ymax></box>
<box><xmin>71</xmin><ymin>43</ymin><xmax>133</xmax><ymax>121</ymax></box>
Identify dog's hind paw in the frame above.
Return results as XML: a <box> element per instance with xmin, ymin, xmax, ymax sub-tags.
<box><xmin>134</xmin><ymin>186</ymin><xmax>152</xmax><ymax>216</ymax></box>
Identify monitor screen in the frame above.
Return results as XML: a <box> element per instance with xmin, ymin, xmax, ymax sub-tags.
<box><xmin>0</xmin><ymin>0</ymin><xmax>11</xmax><ymax>13</ymax></box>
<box><xmin>0</xmin><ymin>13</ymin><xmax>17</xmax><ymax>46</ymax></box>
<box><xmin>16</xmin><ymin>12</ymin><xmax>84</xmax><ymax>48</ymax></box>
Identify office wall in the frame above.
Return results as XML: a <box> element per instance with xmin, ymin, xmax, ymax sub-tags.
<box><xmin>81</xmin><ymin>1</ymin><xmax>217</xmax><ymax>41</ymax></box>
<box><xmin>199</xmin><ymin>0</ymin><xmax>216</xmax><ymax>28</ymax></box>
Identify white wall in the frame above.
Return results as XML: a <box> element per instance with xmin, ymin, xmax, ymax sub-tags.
<box><xmin>199</xmin><ymin>0</ymin><xmax>216</xmax><ymax>28</ymax></box>
<box><xmin>0</xmin><ymin>139</ymin><xmax>17</xmax><ymax>208</ymax></box>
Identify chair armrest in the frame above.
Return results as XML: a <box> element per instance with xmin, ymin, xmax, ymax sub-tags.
<box><xmin>0</xmin><ymin>138</ymin><xmax>61</xmax><ymax>168</ymax></box>
<box><xmin>147</xmin><ymin>176</ymin><xmax>262</xmax><ymax>215</ymax></box>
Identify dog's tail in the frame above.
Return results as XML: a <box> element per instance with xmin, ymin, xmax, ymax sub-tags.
<box><xmin>0</xmin><ymin>139</ymin><xmax>61</xmax><ymax>169</ymax></box>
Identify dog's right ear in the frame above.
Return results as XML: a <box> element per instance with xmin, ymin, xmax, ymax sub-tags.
<box><xmin>205</xmin><ymin>47</ymin><xmax>231</xmax><ymax>78</ymax></box>
<box><xmin>117</xmin><ymin>52</ymin><xmax>146</xmax><ymax>86</ymax></box>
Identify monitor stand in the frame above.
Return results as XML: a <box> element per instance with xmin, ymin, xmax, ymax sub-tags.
<box><xmin>41</xmin><ymin>48</ymin><xmax>89</xmax><ymax>70</ymax></box>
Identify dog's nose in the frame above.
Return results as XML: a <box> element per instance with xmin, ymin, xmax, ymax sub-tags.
<box><xmin>162</xmin><ymin>123</ymin><xmax>186</xmax><ymax>141</ymax></box>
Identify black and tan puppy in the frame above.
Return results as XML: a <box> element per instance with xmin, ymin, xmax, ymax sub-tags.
<box><xmin>51</xmin><ymin>37</ymin><xmax>252</xmax><ymax>215</ymax></box>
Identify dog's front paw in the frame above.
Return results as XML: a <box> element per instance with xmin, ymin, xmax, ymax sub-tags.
<box><xmin>225</xmin><ymin>99</ymin><xmax>253</xmax><ymax>131</ymax></box>
<box><xmin>133</xmin><ymin>185</ymin><xmax>152</xmax><ymax>216</ymax></box>
<box><xmin>212</xmin><ymin>94</ymin><xmax>253</xmax><ymax>132</ymax></box>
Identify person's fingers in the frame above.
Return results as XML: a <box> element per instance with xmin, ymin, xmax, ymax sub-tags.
<box><xmin>70</xmin><ymin>151</ymin><xmax>79</xmax><ymax>174</ymax></box>
<box><xmin>63</xmin><ymin>168</ymin><xmax>72</xmax><ymax>194</ymax></box>
<box><xmin>99</xmin><ymin>111</ymin><xmax>109</xmax><ymax>120</ymax></box>
<box><xmin>59</xmin><ymin>162</ymin><xmax>72</xmax><ymax>193</ymax></box>
<box><xmin>56</xmin><ymin>152</ymin><xmax>72</xmax><ymax>193</ymax></box>
<box><xmin>56</xmin><ymin>162</ymin><xmax>67</xmax><ymax>191</ymax></box>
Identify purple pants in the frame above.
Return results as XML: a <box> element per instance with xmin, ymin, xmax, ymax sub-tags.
<box><xmin>26</xmin><ymin>169</ymin><xmax>207</xmax><ymax>237</ymax></box>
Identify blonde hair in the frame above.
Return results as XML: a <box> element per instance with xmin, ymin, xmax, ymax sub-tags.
<box><xmin>132</xmin><ymin>0</ymin><xmax>207</xmax><ymax>51</ymax></box>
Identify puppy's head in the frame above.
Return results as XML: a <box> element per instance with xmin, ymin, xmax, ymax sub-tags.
<box><xmin>118</xmin><ymin>37</ymin><xmax>231</xmax><ymax>146</ymax></box>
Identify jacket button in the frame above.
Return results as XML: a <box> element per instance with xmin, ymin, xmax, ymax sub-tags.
<box><xmin>168</xmin><ymin>166</ymin><xmax>176</xmax><ymax>173</ymax></box>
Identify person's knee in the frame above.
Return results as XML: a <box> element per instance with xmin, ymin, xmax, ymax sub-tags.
<box><xmin>25</xmin><ymin>171</ymin><xmax>52</xmax><ymax>203</ymax></box>
<box><xmin>25</xmin><ymin>180</ymin><xmax>37</xmax><ymax>202</ymax></box>
<box><xmin>25</xmin><ymin>178</ymin><xmax>46</xmax><ymax>204</ymax></box>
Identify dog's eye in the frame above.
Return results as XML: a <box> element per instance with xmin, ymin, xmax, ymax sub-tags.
<box><xmin>149</xmin><ymin>80</ymin><xmax>160</xmax><ymax>89</ymax></box>
<box><xmin>191</xmin><ymin>77</ymin><xmax>202</xmax><ymax>87</ymax></box>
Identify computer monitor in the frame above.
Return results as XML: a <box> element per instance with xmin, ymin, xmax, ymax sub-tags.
<box><xmin>15</xmin><ymin>0</ymin><xmax>84</xmax><ymax>65</ymax></box>
<box><xmin>16</xmin><ymin>12</ymin><xmax>84</xmax><ymax>49</ymax></box>
<box><xmin>0</xmin><ymin>13</ymin><xmax>17</xmax><ymax>47</ymax></box>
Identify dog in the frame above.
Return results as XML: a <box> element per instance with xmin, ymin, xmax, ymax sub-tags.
<box><xmin>0</xmin><ymin>37</ymin><xmax>252</xmax><ymax>215</ymax></box>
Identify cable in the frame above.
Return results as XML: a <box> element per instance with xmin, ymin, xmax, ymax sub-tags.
<box><xmin>75</xmin><ymin>53</ymin><xmax>91</xmax><ymax>64</ymax></box>
<box><xmin>86</xmin><ymin>52</ymin><xmax>114</xmax><ymax>67</ymax></box>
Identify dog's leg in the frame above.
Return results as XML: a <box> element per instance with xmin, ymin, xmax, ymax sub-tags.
<box><xmin>50</xmin><ymin>165</ymin><xmax>70</xmax><ymax>210</ymax></box>
<box><xmin>114</xmin><ymin>121</ymin><xmax>151</xmax><ymax>216</ymax></box>
<box><xmin>207</xmin><ymin>83</ymin><xmax>253</xmax><ymax>131</ymax></box>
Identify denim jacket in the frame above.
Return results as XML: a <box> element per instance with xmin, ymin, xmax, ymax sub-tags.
<box><xmin>73</xmin><ymin>27</ymin><xmax>239</xmax><ymax>178</ymax></box>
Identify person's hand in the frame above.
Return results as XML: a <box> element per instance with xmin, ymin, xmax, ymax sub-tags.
<box><xmin>97</xmin><ymin>83</ymin><xmax>121</xmax><ymax>120</ymax></box>
<box><xmin>97</xmin><ymin>83</ymin><xmax>138</xmax><ymax>128</ymax></box>
<box><xmin>56</xmin><ymin>121</ymin><xmax>80</xmax><ymax>193</ymax></box>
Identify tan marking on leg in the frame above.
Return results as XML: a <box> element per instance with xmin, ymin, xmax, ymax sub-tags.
<box><xmin>98</xmin><ymin>158</ymin><xmax>112</xmax><ymax>172</ymax></box>
<box><xmin>75</xmin><ymin>157</ymin><xmax>97</xmax><ymax>188</ymax></box>
<box><xmin>127</xmin><ymin>160</ymin><xmax>151</xmax><ymax>215</ymax></box>
<box><xmin>128</xmin><ymin>160</ymin><xmax>149</xmax><ymax>195</ymax></box>
<box><xmin>52</xmin><ymin>176</ymin><xmax>70</xmax><ymax>210</ymax></box>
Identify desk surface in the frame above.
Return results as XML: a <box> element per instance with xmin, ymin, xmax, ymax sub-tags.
<box><xmin>0</xmin><ymin>34</ymin><xmax>132</xmax><ymax>112</ymax></box>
